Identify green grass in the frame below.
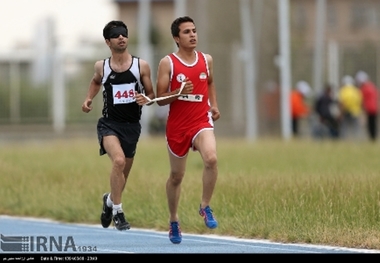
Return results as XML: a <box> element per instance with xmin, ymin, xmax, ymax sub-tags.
<box><xmin>1</xmin><ymin>137</ymin><xmax>380</xmax><ymax>250</ymax></box>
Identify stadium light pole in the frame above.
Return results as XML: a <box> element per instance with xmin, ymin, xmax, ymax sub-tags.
<box><xmin>52</xmin><ymin>48</ymin><xmax>65</xmax><ymax>134</ymax></box>
<box><xmin>313</xmin><ymin>0</ymin><xmax>326</xmax><ymax>95</ymax></box>
<box><xmin>137</xmin><ymin>0</ymin><xmax>153</xmax><ymax>137</ymax></box>
<box><xmin>239</xmin><ymin>0</ymin><xmax>258</xmax><ymax>141</ymax></box>
<box><xmin>9</xmin><ymin>61</ymin><xmax>21</xmax><ymax>124</ymax></box>
<box><xmin>174</xmin><ymin>0</ymin><xmax>186</xmax><ymax>15</ymax></box>
<box><xmin>173</xmin><ymin>0</ymin><xmax>187</xmax><ymax>51</ymax></box>
<box><xmin>278</xmin><ymin>0</ymin><xmax>292</xmax><ymax>140</ymax></box>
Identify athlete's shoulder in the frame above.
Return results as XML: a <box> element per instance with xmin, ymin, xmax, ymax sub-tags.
<box><xmin>133</xmin><ymin>55</ymin><xmax>150</xmax><ymax>66</ymax></box>
<box><xmin>94</xmin><ymin>59</ymin><xmax>106</xmax><ymax>72</ymax></box>
<box><xmin>199</xmin><ymin>51</ymin><xmax>212</xmax><ymax>60</ymax></box>
<box><xmin>158</xmin><ymin>54</ymin><xmax>172</xmax><ymax>66</ymax></box>
<box><xmin>95</xmin><ymin>58</ymin><xmax>106</xmax><ymax>66</ymax></box>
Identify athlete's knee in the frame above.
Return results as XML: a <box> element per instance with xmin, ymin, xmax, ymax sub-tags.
<box><xmin>113</xmin><ymin>155</ymin><xmax>126</xmax><ymax>169</ymax></box>
<box><xmin>169</xmin><ymin>171</ymin><xmax>184</xmax><ymax>185</ymax></box>
<box><xmin>203</xmin><ymin>152</ymin><xmax>217</xmax><ymax>168</ymax></box>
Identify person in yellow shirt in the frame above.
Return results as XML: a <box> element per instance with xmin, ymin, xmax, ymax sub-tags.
<box><xmin>338</xmin><ymin>75</ymin><xmax>363</xmax><ymax>140</ymax></box>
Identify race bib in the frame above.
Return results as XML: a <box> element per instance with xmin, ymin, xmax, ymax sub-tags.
<box><xmin>178</xmin><ymin>94</ymin><xmax>203</xmax><ymax>102</ymax></box>
<box><xmin>112</xmin><ymin>83</ymin><xmax>136</xmax><ymax>104</ymax></box>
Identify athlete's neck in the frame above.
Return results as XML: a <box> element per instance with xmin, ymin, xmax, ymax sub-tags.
<box><xmin>175</xmin><ymin>49</ymin><xmax>196</xmax><ymax>63</ymax></box>
<box><xmin>110</xmin><ymin>53</ymin><xmax>132</xmax><ymax>72</ymax></box>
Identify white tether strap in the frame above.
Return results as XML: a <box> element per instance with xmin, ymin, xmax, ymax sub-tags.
<box><xmin>141</xmin><ymin>82</ymin><xmax>186</xmax><ymax>103</ymax></box>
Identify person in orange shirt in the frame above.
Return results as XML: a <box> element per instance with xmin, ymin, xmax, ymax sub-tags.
<box><xmin>290</xmin><ymin>81</ymin><xmax>311</xmax><ymax>136</ymax></box>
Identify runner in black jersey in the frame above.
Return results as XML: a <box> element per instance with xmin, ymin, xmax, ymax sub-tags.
<box><xmin>81</xmin><ymin>20</ymin><xmax>155</xmax><ymax>231</ymax></box>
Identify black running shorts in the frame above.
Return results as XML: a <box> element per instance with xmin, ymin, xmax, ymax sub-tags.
<box><xmin>97</xmin><ymin>117</ymin><xmax>141</xmax><ymax>158</ymax></box>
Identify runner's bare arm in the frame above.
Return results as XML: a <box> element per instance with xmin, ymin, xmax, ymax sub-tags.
<box><xmin>206</xmin><ymin>54</ymin><xmax>220</xmax><ymax>121</ymax></box>
<box><xmin>135</xmin><ymin>59</ymin><xmax>156</xmax><ymax>106</ymax></box>
<box><xmin>156</xmin><ymin>57</ymin><xmax>192</xmax><ymax>106</ymax></box>
<box><xmin>82</xmin><ymin>60</ymin><xmax>103</xmax><ymax>113</ymax></box>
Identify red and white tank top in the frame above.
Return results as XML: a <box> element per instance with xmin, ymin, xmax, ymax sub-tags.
<box><xmin>166</xmin><ymin>51</ymin><xmax>211</xmax><ymax>133</ymax></box>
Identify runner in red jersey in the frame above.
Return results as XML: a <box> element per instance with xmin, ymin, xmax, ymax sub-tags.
<box><xmin>165</xmin><ymin>51</ymin><xmax>213</xmax><ymax>157</ymax></box>
<box><xmin>156</xmin><ymin>16</ymin><xmax>221</xmax><ymax>244</ymax></box>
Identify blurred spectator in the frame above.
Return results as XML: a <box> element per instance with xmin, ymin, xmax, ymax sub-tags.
<box><xmin>290</xmin><ymin>80</ymin><xmax>311</xmax><ymax>137</ymax></box>
<box><xmin>338</xmin><ymin>75</ymin><xmax>363</xmax><ymax>140</ymax></box>
<box><xmin>314</xmin><ymin>83</ymin><xmax>341</xmax><ymax>139</ymax></box>
<box><xmin>355</xmin><ymin>71</ymin><xmax>378</xmax><ymax>141</ymax></box>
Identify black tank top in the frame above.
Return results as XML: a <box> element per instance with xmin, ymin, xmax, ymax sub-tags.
<box><xmin>101</xmin><ymin>56</ymin><xmax>144</xmax><ymax>123</ymax></box>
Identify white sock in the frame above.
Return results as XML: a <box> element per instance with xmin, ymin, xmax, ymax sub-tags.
<box><xmin>112</xmin><ymin>203</ymin><xmax>122</xmax><ymax>215</ymax></box>
<box><xmin>106</xmin><ymin>194</ymin><xmax>113</xmax><ymax>207</ymax></box>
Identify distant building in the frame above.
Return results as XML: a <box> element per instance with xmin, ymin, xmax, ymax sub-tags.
<box><xmin>114</xmin><ymin>0</ymin><xmax>380</xmax><ymax>46</ymax></box>
<box><xmin>291</xmin><ymin>0</ymin><xmax>380</xmax><ymax>45</ymax></box>
<box><xmin>113</xmin><ymin>0</ymin><xmax>380</xmax><ymax>137</ymax></box>
<box><xmin>1</xmin><ymin>0</ymin><xmax>380</xmax><ymax>138</ymax></box>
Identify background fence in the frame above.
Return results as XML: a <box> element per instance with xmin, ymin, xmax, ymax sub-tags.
<box><xmin>1</xmin><ymin>0</ymin><xmax>379</xmax><ymax>140</ymax></box>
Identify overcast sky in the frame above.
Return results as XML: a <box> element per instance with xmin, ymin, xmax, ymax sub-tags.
<box><xmin>0</xmin><ymin>0</ymin><xmax>117</xmax><ymax>52</ymax></box>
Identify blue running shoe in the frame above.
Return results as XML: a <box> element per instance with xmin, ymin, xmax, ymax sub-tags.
<box><xmin>199</xmin><ymin>205</ymin><xmax>218</xmax><ymax>229</ymax></box>
<box><xmin>169</xmin><ymin>221</ymin><xmax>182</xmax><ymax>244</ymax></box>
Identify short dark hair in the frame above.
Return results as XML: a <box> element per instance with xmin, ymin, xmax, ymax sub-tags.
<box><xmin>171</xmin><ymin>16</ymin><xmax>195</xmax><ymax>38</ymax></box>
<box><xmin>103</xmin><ymin>20</ymin><xmax>128</xmax><ymax>40</ymax></box>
